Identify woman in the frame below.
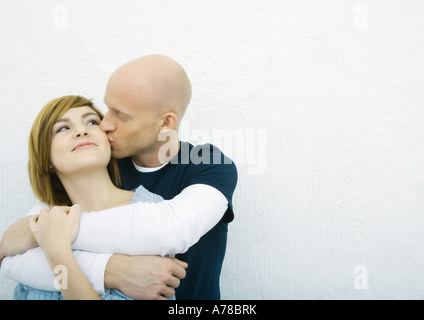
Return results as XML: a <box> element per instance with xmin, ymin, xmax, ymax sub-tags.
<box><xmin>17</xmin><ymin>95</ymin><xmax>172</xmax><ymax>299</ymax></box>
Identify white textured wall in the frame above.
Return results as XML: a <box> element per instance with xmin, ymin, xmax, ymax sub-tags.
<box><xmin>1</xmin><ymin>0</ymin><xmax>424</xmax><ymax>299</ymax></box>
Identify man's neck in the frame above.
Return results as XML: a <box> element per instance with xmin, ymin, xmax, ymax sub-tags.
<box><xmin>132</xmin><ymin>139</ymin><xmax>180</xmax><ymax>168</ymax></box>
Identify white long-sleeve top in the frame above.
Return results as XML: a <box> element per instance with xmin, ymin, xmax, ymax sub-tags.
<box><xmin>1</xmin><ymin>184</ymin><xmax>228</xmax><ymax>294</ymax></box>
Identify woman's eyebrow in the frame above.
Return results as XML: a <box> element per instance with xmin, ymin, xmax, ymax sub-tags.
<box><xmin>81</xmin><ymin>111</ymin><xmax>100</xmax><ymax>119</ymax></box>
<box><xmin>54</xmin><ymin>117</ymin><xmax>70</xmax><ymax>124</ymax></box>
<box><xmin>54</xmin><ymin>112</ymin><xmax>100</xmax><ymax>124</ymax></box>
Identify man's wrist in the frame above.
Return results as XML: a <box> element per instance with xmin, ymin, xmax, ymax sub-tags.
<box><xmin>104</xmin><ymin>254</ymin><xmax>126</xmax><ymax>290</ymax></box>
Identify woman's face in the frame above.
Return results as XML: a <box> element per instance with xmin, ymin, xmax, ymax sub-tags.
<box><xmin>50</xmin><ymin>106</ymin><xmax>111</xmax><ymax>177</ymax></box>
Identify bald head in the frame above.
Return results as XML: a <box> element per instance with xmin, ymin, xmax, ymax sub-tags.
<box><xmin>106</xmin><ymin>54</ymin><xmax>192</xmax><ymax>125</ymax></box>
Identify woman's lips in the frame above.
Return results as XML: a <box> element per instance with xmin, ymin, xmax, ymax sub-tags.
<box><xmin>72</xmin><ymin>142</ymin><xmax>97</xmax><ymax>151</ymax></box>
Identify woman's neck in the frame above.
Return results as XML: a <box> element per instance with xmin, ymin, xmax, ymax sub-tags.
<box><xmin>58</xmin><ymin>169</ymin><xmax>134</xmax><ymax>212</ymax></box>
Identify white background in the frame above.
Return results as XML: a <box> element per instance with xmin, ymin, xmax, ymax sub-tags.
<box><xmin>1</xmin><ymin>0</ymin><xmax>423</xmax><ymax>299</ymax></box>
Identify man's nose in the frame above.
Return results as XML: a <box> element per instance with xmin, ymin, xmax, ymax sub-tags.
<box><xmin>100</xmin><ymin>112</ymin><xmax>116</xmax><ymax>132</ymax></box>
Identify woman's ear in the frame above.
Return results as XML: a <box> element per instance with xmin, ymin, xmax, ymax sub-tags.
<box><xmin>160</xmin><ymin>112</ymin><xmax>178</xmax><ymax>131</ymax></box>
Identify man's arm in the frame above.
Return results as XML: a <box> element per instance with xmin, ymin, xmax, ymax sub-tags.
<box><xmin>104</xmin><ymin>254</ymin><xmax>187</xmax><ymax>300</ymax></box>
<box><xmin>2</xmin><ymin>184</ymin><xmax>227</xmax><ymax>258</ymax></box>
<box><xmin>0</xmin><ymin>216</ymin><xmax>37</xmax><ymax>263</ymax></box>
<box><xmin>0</xmin><ymin>198</ymin><xmax>46</xmax><ymax>263</ymax></box>
<box><xmin>73</xmin><ymin>184</ymin><xmax>228</xmax><ymax>255</ymax></box>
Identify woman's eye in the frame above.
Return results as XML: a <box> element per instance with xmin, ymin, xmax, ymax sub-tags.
<box><xmin>87</xmin><ymin>119</ymin><xmax>100</xmax><ymax>126</ymax></box>
<box><xmin>56</xmin><ymin>126</ymin><xmax>69</xmax><ymax>133</ymax></box>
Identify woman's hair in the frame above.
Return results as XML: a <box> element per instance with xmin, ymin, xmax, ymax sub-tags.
<box><xmin>28</xmin><ymin>95</ymin><xmax>121</xmax><ymax>206</ymax></box>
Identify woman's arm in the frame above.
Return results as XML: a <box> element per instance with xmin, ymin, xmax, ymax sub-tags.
<box><xmin>43</xmin><ymin>247</ymin><xmax>102</xmax><ymax>300</ymax></box>
<box><xmin>28</xmin><ymin>205</ymin><xmax>101</xmax><ymax>300</ymax></box>
<box><xmin>1</xmin><ymin>248</ymin><xmax>112</xmax><ymax>294</ymax></box>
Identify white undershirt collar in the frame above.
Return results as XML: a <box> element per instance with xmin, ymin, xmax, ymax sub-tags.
<box><xmin>132</xmin><ymin>159</ymin><xmax>169</xmax><ymax>173</ymax></box>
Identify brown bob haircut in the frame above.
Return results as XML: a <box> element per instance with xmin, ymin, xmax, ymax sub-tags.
<box><xmin>28</xmin><ymin>95</ymin><xmax>121</xmax><ymax>206</ymax></box>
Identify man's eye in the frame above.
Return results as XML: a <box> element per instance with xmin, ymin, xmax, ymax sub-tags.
<box><xmin>115</xmin><ymin>110</ymin><xmax>130</xmax><ymax>121</ymax></box>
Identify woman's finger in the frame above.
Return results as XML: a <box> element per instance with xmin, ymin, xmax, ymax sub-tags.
<box><xmin>28</xmin><ymin>214</ymin><xmax>39</xmax><ymax>233</ymax></box>
<box><xmin>69</xmin><ymin>204</ymin><xmax>81</xmax><ymax>217</ymax></box>
<box><xmin>39</xmin><ymin>208</ymin><xmax>49</xmax><ymax>216</ymax></box>
<box><xmin>51</xmin><ymin>206</ymin><xmax>70</xmax><ymax>215</ymax></box>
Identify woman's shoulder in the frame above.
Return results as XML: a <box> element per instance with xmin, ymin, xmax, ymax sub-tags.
<box><xmin>130</xmin><ymin>185</ymin><xmax>164</xmax><ymax>204</ymax></box>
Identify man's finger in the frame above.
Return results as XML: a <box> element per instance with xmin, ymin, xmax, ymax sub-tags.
<box><xmin>166</xmin><ymin>275</ymin><xmax>181</xmax><ymax>289</ymax></box>
<box><xmin>169</xmin><ymin>257</ymin><xmax>188</xmax><ymax>269</ymax></box>
<box><xmin>169</xmin><ymin>261</ymin><xmax>187</xmax><ymax>280</ymax></box>
<box><xmin>160</xmin><ymin>286</ymin><xmax>176</xmax><ymax>299</ymax></box>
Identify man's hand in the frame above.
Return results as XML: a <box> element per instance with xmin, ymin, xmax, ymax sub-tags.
<box><xmin>104</xmin><ymin>254</ymin><xmax>188</xmax><ymax>300</ymax></box>
<box><xmin>0</xmin><ymin>216</ymin><xmax>38</xmax><ymax>263</ymax></box>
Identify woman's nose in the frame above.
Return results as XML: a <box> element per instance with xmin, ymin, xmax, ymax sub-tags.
<box><xmin>74</xmin><ymin>126</ymin><xmax>88</xmax><ymax>138</ymax></box>
<box><xmin>75</xmin><ymin>131</ymin><xmax>88</xmax><ymax>137</ymax></box>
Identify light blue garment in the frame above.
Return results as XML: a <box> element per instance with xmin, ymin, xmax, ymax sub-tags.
<box><xmin>14</xmin><ymin>185</ymin><xmax>171</xmax><ymax>300</ymax></box>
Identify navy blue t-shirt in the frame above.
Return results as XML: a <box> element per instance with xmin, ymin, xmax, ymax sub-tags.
<box><xmin>118</xmin><ymin>141</ymin><xmax>237</xmax><ymax>300</ymax></box>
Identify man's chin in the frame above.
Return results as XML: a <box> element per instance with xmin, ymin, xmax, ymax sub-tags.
<box><xmin>111</xmin><ymin>149</ymin><xmax>128</xmax><ymax>159</ymax></box>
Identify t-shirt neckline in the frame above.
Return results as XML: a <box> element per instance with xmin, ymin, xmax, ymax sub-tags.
<box><xmin>131</xmin><ymin>160</ymin><xmax>169</xmax><ymax>173</ymax></box>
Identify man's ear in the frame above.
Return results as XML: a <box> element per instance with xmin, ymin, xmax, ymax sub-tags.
<box><xmin>160</xmin><ymin>112</ymin><xmax>178</xmax><ymax>130</ymax></box>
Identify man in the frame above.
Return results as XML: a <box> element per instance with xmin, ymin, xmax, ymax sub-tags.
<box><xmin>0</xmin><ymin>55</ymin><xmax>237</xmax><ymax>300</ymax></box>
<box><xmin>101</xmin><ymin>54</ymin><xmax>237</xmax><ymax>299</ymax></box>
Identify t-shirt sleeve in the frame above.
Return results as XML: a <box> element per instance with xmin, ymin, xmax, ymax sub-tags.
<box><xmin>186</xmin><ymin>144</ymin><xmax>238</xmax><ymax>223</ymax></box>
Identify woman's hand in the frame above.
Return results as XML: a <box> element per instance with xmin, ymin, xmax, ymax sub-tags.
<box><xmin>28</xmin><ymin>204</ymin><xmax>102</xmax><ymax>300</ymax></box>
<box><xmin>29</xmin><ymin>204</ymin><xmax>81</xmax><ymax>259</ymax></box>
